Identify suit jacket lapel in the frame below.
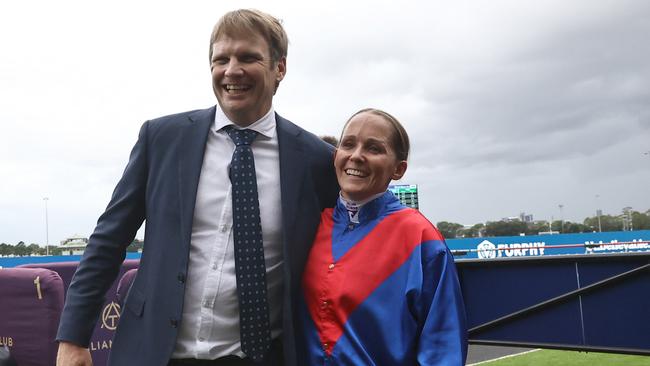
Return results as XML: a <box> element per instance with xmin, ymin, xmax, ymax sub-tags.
<box><xmin>178</xmin><ymin>106</ymin><xmax>215</xmax><ymax>248</ymax></box>
<box><xmin>276</xmin><ymin>114</ymin><xmax>306</xmax><ymax>248</ymax></box>
<box><xmin>176</xmin><ymin>109</ymin><xmax>303</xmax><ymax>249</ymax></box>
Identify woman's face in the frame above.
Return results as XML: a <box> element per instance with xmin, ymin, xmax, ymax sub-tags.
<box><xmin>334</xmin><ymin>112</ymin><xmax>407</xmax><ymax>202</ymax></box>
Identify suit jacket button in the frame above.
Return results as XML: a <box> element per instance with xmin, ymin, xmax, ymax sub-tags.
<box><xmin>177</xmin><ymin>272</ymin><xmax>185</xmax><ymax>283</ymax></box>
<box><xmin>170</xmin><ymin>318</ymin><xmax>178</xmax><ymax>328</ymax></box>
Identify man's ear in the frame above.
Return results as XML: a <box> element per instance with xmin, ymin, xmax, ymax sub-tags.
<box><xmin>391</xmin><ymin>160</ymin><xmax>408</xmax><ymax>180</ymax></box>
<box><xmin>276</xmin><ymin>56</ymin><xmax>287</xmax><ymax>82</ymax></box>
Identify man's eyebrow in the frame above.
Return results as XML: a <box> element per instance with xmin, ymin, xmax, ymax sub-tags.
<box><xmin>235</xmin><ymin>48</ymin><xmax>263</xmax><ymax>56</ymax></box>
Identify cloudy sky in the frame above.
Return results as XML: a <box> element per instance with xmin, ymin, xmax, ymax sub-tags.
<box><xmin>1</xmin><ymin>0</ymin><xmax>649</xmax><ymax>245</ymax></box>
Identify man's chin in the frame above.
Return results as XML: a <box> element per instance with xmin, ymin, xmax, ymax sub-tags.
<box><xmin>219</xmin><ymin>98</ymin><xmax>249</xmax><ymax>110</ymax></box>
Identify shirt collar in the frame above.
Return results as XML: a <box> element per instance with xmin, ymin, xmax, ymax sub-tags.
<box><xmin>338</xmin><ymin>191</ymin><xmax>386</xmax><ymax>209</ymax></box>
<box><xmin>213</xmin><ymin>105</ymin><xmax>276</xmax><ymax>139</ymax></box>
<box><xmin>338</xmin><ymin>191</ymin><xmax>389</xmax><ymax>223</ymax></box>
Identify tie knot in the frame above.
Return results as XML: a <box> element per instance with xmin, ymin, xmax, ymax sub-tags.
<box><xmin>225</xmin><ymin>126</ymin><xmax>258</xmax><ymax>146</ymax></box>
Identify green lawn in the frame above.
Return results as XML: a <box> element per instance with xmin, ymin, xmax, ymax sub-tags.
<box><xmin>479</xmin><ymin>349</ymin><xmax>650</xmax><ymax>366</ymax></box>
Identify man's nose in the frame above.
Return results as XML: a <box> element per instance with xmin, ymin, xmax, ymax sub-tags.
<box><xmin>224</xmin><ymin>60</ymin><xmax>244</xmax><ymax>77</ymax></box>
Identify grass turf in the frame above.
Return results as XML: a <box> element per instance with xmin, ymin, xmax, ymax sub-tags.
<box><xmin>480</xmin><ymin>349</ymin><xmax>650</xmax><ymax>365</ymax></box>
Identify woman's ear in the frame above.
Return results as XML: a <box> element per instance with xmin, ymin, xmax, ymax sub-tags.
<box><xmin>392</xmin><ymin>160</ymin><xmax>408</xmax><ymax>180</ymax></box>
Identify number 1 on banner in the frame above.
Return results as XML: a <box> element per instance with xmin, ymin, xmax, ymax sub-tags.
<box><xmin>34</xmin><ymin>276</ymin><xmax>42</xmax><ymax>300</ymax></box>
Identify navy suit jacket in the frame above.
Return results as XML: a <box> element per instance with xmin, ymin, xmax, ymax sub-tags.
<box><xmin>56</xmin><ymin>106</ymin><xmax>339</xmax><ymax>366</ymax></box>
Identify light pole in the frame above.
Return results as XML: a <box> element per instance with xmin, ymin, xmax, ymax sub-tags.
<box><xmin>595</xmin><ymin>195</ymin><xmax>602</xmax><ymax>233</ymax></box>
<box><xmin>622</xmin><ymin>206</ymin><xmax>633</xmax><ymax>231</ymax></box>
<box><xmin>558</xmin><ymin>204</ymin><xmax>564</xmax><ymax>233</ymax></box>
<box><xmin>43</xmin><ymin>197</ymin><xmax>49</xmax><ymax>256</ymax></box>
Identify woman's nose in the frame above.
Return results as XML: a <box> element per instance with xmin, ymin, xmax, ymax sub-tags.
<box><xmin>349</xmin><ymin>146</ymin><xmax>364</xmax><ymax>161</ymax></box>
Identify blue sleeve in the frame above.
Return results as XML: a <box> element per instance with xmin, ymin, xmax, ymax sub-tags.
<box><xmin>417</xmin><ymin>243</ymin><xmax>468</xmax><ymax>366</ymax></box>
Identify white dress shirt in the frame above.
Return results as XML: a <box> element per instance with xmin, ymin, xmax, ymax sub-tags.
<box><xmin>172</xmin><ymin>106</ymin><xmax>283</xmax><ymax>359</ymax></box>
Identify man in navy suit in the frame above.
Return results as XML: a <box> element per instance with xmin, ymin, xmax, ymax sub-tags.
<box><xmin>56</xmin><ymin>9</ymin><xmax>338</xmax><ymax>366</ymax></box>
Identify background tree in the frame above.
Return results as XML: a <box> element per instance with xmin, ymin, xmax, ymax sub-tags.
<box><xmin>127</xmin><ymin>239</ymin><xmax>144</xmax><ymax>253</ymax></box>
<box><xmin>525</xmin><ymin>221</ymin><xmax>552</xmax><ymax>235</ymax></box>
<box><xmin>631</xmin><ymin>211</ymin><xmax>650</xmax><ymax>230</ymax></box>
<box><xmin>14</xmin><ymin>241</ymin><xmax>29</xmax><ymax>256</ymax></box>
<box><xmin>562</xmin><ymin>221</ymin><xmax>593</xmax><ymax>233</ymax></box>
<box><xmin>458</xmin><ymin>223</ymin><xmax>484</xmax><ymax>238</ymax></box>
<box><xmin>27</xmin><ymin>243</ymin><xmax>41</xmax><ymax>255</ymax></box>
<box><xmin>551</xmin><ymin>220</ymin><xmax>563</xmax><ymax>233</ymax></box>
<box><xmin>0</xmin><ymin>243</ymin><xmax>10</xmax><ymax>256</ymax></box>
<box><xmin>436</xmin><ymin>221</ymin><xmax>464</xmax><ymax>239</ymax></box>
<box><xmin>583</xmin><ymin>215</ymin><xmax>623</xmax><ymax>232</ymax></box>
<box><xmin>484</xmin><ymin>220</ymin><xmax>528</xmax><ymax>237</ymax></box>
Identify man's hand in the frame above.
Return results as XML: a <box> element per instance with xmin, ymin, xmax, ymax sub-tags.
<box><xmin>56</xmin><ymin>341</ymin><xmax>92</xmax><ymax>366</ymax></box>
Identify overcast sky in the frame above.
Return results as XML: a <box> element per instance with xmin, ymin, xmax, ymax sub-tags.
<box><xmin>2</xmin><ymin>0</ymin><xmax>649</xmax><ymax>245</ymax></box>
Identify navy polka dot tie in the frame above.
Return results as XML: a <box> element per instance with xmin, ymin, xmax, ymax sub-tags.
<box><xmin>225</xmin><ymin>126</ymin><xmax>272</xmax><ymax>362</ymax></box>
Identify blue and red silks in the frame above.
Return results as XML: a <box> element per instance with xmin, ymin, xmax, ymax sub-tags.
<box><xmin>300</xmin><ymin>192</ymin><xmax>467</xmax><ymax>365</ymax></box>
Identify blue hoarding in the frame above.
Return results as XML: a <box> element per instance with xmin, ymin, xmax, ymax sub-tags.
<box><xmin>446</xmin><ymin>230</ymin><xmax>650</xmax><ymax>260</ymax></box>
<box><xmin>0</xmin><ymin>252</ymin><xmax>142</xmax><ymax>268</ymax></box>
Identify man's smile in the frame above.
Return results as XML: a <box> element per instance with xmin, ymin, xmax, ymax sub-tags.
<box><xmin>224</xmin><ymin>84</ymin><xmax>252</xmax><ymax>93</ymax></box>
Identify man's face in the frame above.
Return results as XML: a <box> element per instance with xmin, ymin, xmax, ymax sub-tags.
<box><xmin>210</xmin><ymin>32</ymin><xmax>286</xmax><ymax>126</ymax></box>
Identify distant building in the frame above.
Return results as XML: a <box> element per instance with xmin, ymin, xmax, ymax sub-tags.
<box><xmin>501</xmin><ymin>216</ymin><xmax>521</xmax><ymax>222</ymax></box>
<box><xmin>519</xmin><ymin>212</ymin><xmax>534</xmax><ymax>223</ymax></box>
<box><xmin>58</xmin><ymin>235</ymin><xmax>88</xmax><ymax>255</ymax></box>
